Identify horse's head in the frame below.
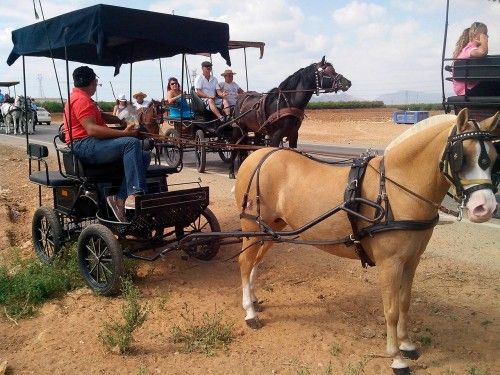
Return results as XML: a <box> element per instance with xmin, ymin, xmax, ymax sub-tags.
<box><xmin>315</xmin><ymin>56</ymin><xmax>351</xmax><ymax>94</ymax></box>
<box><xmin>441</xmin><ymin>108</ymin><xmax>499</xmax><ymax>223</ymax></box>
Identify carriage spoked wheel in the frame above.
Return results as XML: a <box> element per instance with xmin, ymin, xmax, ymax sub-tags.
<box><xmin>32</xmin><ymin>206</ymin><xmax>63</xmax><ymax>264</ymax></box>
<box><xmin>195</xmin><ymin>129</ymin><xmax>207</xmax><ymax>173</ymax></box>
<box><xmin>163</xmin><ymin>128</ymin><xmax>183</xmax><ymax>170</ymax></box>
<box><xmin>218</xmin><ymin>140</ymin><xmax>232</xmax><ymax>163</ymax></box>
<box><xmin>180</xmin><ymin>208</ymin><xmax>221</xmax><ymax>260</ymax></box>
<box><xmin>77</xmin><ymin>224</ymin><xmax>124</xmax><ymax>296</ymax></box>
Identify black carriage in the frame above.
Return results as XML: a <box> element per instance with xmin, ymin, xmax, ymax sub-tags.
<box><xmin>161</xmin><ymin>41</ymin><xmax>265</xmax><ymax>173</ymax></box>
<box><xmin>7</xmin><ymin>4</ymin><xmax>233</xmax><ymax>295</ymax></box>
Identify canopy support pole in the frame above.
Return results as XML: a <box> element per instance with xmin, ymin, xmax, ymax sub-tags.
<box><xmin>129</xmin><ymin>63</ymin><xmax>133</xmax><ymax>102</ymax></box>
<box><xmin>159</xmin><ymin>59</ymin><xmax>165</xmax><ymax>102</ymax></box>
<box><xmin>22</xmin><ymin>56</ymin><xmax>29</xmax><ymax>153</ymax></box>
<box><xmin>244</xmin><ymin>47</ymin><xmax>249</xmax><ymax>91</ymax></box>
<box><xmin>441</xmin><ymin>0</ymin><xmax>450</xmax><ymax>109</ymax></box>
<box><xmin>180</xmin><ymin>54</ymin><xmax>186</xmax><ymax>121</ymax></box>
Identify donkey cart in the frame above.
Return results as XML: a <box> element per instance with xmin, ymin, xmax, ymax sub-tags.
<box><xmin>7</xmin><ymin>4</ymin><xmax>233</xmax><ymax>294</ymax></box>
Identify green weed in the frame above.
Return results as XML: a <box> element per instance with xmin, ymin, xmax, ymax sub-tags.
<box><xmin>466</xmin><ymin>366</ymin><xmax>491</xmax><ymax>375</ymax></box>
<box><xmin>170</xmin><ymin>303</ymin><xmax>234</xmax><ymax>355</ymax></box>
<box><xmin>417</xmin><ymin>335</ymin><xmax>432</xmax><ymax>347</ymax></box>
<box><xmin>99</xmin><ymin>278</ymin><xmax>148</xmax><ymax>354</ymax></box>
<box><xmin>0</xmin><ymin>247</ymin><xmax>83</xmax><ymax>319</ymax></box>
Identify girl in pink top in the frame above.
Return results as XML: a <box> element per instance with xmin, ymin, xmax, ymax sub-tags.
<box><xmin>452</xmin><ymin>22</ymin><xmax>499</xmax><ymax>96</ymax></box>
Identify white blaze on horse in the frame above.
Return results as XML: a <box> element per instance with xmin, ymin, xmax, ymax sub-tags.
<box><xmin>234</xmin><ymin>109</ymin><xmax>498</xmax><ymax>374</ymax></box>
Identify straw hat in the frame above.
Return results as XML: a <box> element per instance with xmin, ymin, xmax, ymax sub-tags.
<box><xmin>133</xmin><ymin>91</ymin><xmax>147</xmax><ymax>99</ymax></box>
<box><xmin>117</xmin><ymin>94</ymin><xmax>127</xmax><ymax>101</ymax></box>
<box><xmin>221</xmin><ymin>69</ymin><xmax>236</xmax><ymax>76</ymax></box>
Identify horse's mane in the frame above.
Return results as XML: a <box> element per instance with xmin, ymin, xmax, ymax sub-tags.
<box><xmin>265</xmin><ymin>63</ymin><xmax>316</xmax><ymax>105</ymax></box>
<box><xmin>385</xmin><ymin>114</ymin><xmax>456</xmax><ymax>153</ymax></box>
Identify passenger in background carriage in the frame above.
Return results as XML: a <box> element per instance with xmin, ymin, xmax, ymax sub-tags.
<box><xmin>113</xmin><ymin>94</ymin><xmax>131</xmax><ymax>117</ymax></box>
<box><xmin>0</xmin><ymin>90</ymin><xmax>4</xmax><ymax>104</ymax></box>
<box><xmin>133</xmin><ymin>91</ymin><xmax>151</xmax><ymax>110</ymax></box>
<box><xmin>166</xmin><ymin>77</ymin><xmax>190</xmax><ymax>114</ymax></box>
<box><xmin>218</xmin><ymin>69</ymin><xmax>244</xmax><ymax>117</ymax></box>
<box><xmin>194</xmin><ymin>61</ymin><xmax>229</xmax><ymax>121</ymax></box>
<box><xmin>64</xmin><ymin>66</ymin><xmax>151</xmax><ymax>222</ymax></box>
<box><xmin>453</xmin><ymin>22</ymin><xmax>500</xmax><ymax>96</ymax></box>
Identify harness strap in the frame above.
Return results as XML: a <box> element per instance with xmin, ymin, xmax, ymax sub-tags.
<box><xmin>343</xmin><ymin>156</ymin><xmax>376</xmax><ymax>268</ymax></box>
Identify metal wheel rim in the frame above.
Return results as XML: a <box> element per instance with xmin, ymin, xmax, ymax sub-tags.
<box><xmin>36</xmin><ymin>216</ymin><xmax>55</xmax><ymax>260</ymax></box>
<box><xmin>165</xmin><ymin>134</ymin><xmax>181</xmax><ymax>165</ymax></box>
<box><xmin>82</xmin><ymin>235</ymin><xmax>115</xmax><ymax>286</ymax></box>
<box><xmin>195</xmin><ymin>133</ymin><xmax>203</xmax><ymax>163</ymax></box>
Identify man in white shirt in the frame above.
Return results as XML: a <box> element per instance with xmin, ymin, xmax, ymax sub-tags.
<box><xmin>218</xmin><ymin>69</ymin><xmax>244</xmax><ymax>116</ymax></box>
<box><xmin>194</xmin><ymin>61</ymin><xmax>229</xmax><ymax>120</ymax></box>
<box><xmin>133</xmin><ymin>91</ymin><xmax>151</xmax><ymax>110</ymax></box>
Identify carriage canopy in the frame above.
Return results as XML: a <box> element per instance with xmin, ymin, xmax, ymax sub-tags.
<box><xmin>6</xmin><ymin>4</ymin><xmax>231</xmax><ymax>75</ymax></box>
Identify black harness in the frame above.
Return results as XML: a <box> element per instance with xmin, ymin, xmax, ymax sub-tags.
<box><xmin>239</xmin><ymin>124</ymin><xmax>498</xmax><ymax>268</ymax></box>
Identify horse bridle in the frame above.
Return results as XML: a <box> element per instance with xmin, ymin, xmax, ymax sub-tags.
<box><xmin>314</xmin><ymin>63</ymin><xmax>345</xmax><ymax>95</ymax></box>
<box><xmin>439</xmin><ymin>120</ymin><xmax>499</xmax><ymax>210</ymax></box>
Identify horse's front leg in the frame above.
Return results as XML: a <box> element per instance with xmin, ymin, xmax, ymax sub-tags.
<box><xmin>378</xmin><ymin>259</ymin><xmax>411</xmax><ymax>374</ymax></box>
<box><xmin>397</xmin><ymin>257</ymin><xmax>421</xmax><ymax>360</ymax></box>
<box><xmin>249</xmin><ymin>263</ymin><xmax>263</xmax><ymax>312</ymax></box>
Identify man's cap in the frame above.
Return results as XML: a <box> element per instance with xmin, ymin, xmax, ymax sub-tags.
<box><xmin>201</xmin><ymin>61</ymin><xmax>213</xmax><ymax>68</ymax></box>
<box><xmin>133</xmin><ymin>91</ymin><xmax>147</xmax><ymax>99</ymax></box>
<box><xmin>221</xmin><ymin>69</ymin><xmax>236</xmax><ymax>76</ymax></box>
<box><xmin>73</xmin><ymin>66</ymin><xmax>97</xmax><ymax>88</ymax></box>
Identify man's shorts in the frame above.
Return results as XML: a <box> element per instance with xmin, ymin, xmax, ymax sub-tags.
<box><xmin>201</xmin><ymin>97</ymin><xmax>223</xmax><ymax>110</ymax></box>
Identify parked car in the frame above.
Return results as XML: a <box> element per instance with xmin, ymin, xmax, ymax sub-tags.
<box><xmin>35</xmin><ymin>106</ymin><xmax>51</xmax><ymax>125</ymax></box>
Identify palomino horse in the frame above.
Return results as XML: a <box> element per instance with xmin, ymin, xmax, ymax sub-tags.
<box><xmin>228</xmin><ymin>56</ymin><xmax>351</xmax><ymax>178</ymax></box>
<box><xmin>234</xmin><ymin>109</ymin><xmax>498</xmax><ymax>374</ymax></box>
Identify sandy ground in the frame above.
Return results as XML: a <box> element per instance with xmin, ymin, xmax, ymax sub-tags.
<box><xmin>0</xmin><ymin>108</ymin><xmax>499</xmax><ymax>375</ymax></box>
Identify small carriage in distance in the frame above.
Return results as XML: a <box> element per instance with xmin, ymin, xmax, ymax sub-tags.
<box><xmin>7</xmin><ymin>4</ymin><xmax>234</xmax><ymax>295</ymax></box>
<box><xmin>161</xmin><ymin>41</ymin><xmax>266</xmax><ymax>173</ymax></box>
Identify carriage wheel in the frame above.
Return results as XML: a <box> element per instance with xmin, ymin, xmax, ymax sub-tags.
<box><xmin>77</xmin><ymin>224</ymin><xmax>123</xmax><ymax>296</ymax></box>
<box><xmin>163</xmin><ymin>128</ymin><xmax>183</xmax><ymax>170</ymax></box>
<box><xmin>218</xmin><ymin>140</ymin><xmax>232</xmax><ymax>163</ymax></box>
<box><xmin>195</xmin><ymin>129</ymin><xmax>207</xmax><ymax>173</ymax></box>
<box><xmin>182</xmin><ymin>208</ymin><xmax>221</xmax><ymax>260</ymax></box>
<box><xmin>32</xmin><ymin>206</ymin><xmax>63</xmax><ymax>264</ymax></box>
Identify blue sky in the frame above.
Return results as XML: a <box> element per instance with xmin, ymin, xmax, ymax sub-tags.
<box><xmin>1</xmin><ymin>0</ymin><xmax>499</xmax><ymax>102</ymax></box>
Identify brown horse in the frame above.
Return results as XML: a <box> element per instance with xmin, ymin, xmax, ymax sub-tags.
<box><xmin>138</xmin><ymin>100</ymin><xmax>163</xmax><ymax>134</ymax></box>
<box><xmin>228</xmin><ymin>56</ymin><xmax>351</xmax><ymax>178</ymax></box>
<box><xmin>234</xmin><ymin>109</ymin><xmax>499</xmax><ymax>374</ymax></box>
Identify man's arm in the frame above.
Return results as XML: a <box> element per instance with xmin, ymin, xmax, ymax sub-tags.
<box><xmin>101</xmin><ymin>112</ymin><xmax>125</xmax><ymax>125</ymax></box>
<box><xmin>81</xmin><ymin>117</ymin><xmax>138</xmax><ymax>139</ymax></box>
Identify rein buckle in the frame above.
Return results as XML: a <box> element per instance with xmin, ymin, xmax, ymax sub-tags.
<box><xmin>458</xmin><ymin>198</ymin><xmax>466</xmax><ymax>221</ymax></box>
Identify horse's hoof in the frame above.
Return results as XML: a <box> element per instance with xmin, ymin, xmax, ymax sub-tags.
<box><xmin>253</xmin><ymin>301</ymin><xmax>264</xmax><ymax>312</ymax></box>
<box><xmin>245</xmin><ymin>317</ymin><xmax>263</xmax><ymax>330</ymax></box>
<box><xmin>392</xmin><ymin>367</ymin><xmax>412</xmax><ymax>375</ymax></box>
<box><xmin>400</xmin><ymin>349</ymin><xmax>420</xmax><ymax>360</ymax></box>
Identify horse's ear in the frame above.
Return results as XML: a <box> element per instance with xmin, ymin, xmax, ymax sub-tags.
<box><xmin>480</xmin><ymin>111</ymin><xmax>500</xmax><ymax>134</ymax></box>
<box><xmin>320</xmin><ymin>56</ymin><xmax>325</xmax><ymax>65</ymax></box>
<box><xmin>456</xmin><ymin>108</ymin><xmax>469</xmax><ymax>133</ymax></box>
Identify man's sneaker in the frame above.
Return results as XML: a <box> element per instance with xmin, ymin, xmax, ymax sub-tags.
<box><xmin>106</xmin><ymin>195</ymin><xmax>126</xmax><ymax>222</ymax></box>
<box><xmin>124</xmin><ymin>195</ymin><xmax>136</xmax><ymax>210</ymax></box>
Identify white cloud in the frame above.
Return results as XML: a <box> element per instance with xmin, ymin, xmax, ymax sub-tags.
<box><xmin>332</xmin><ymin>1</ymin><xmax>386</xmax><ymax>28</ymax></box>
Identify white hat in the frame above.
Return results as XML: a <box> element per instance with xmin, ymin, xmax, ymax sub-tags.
<box><xmin>118</xmin><ymin>94</ymin><xmax>127</xmax><ymax>101</ymax></box>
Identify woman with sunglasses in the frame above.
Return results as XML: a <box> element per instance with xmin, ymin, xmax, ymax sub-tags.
<box><xmin>166</xmin><ymin>77</ymin><xmax>191</xmax><ymax>117</ymax></box>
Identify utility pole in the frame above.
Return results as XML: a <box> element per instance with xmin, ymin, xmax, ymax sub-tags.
<box><xmin>37</xmin><ymin>74</ymin><xmax>45</xmax><ymax>99</ymax></box>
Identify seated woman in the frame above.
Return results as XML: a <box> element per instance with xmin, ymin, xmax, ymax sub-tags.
<box><xmin>112</xmin><ymin>94</ymin><xmax>138</xmax><ymax>126</ymax></box>
<box><xmin>166</xmin><ymin>77</ymin><xmax>192</xmax><ymax>117</ymax></box>
<box><xmin>453</xmin><ymin>22</ymin><xmax>500</xmax><ymax>96</ymax></box>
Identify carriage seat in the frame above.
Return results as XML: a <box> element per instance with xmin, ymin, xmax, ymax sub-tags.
<box><xmin>28</xmin><ymin>143</ymin><xmax>75</xmax><ymax>187</ymax></box>
<box><xmin>60</xmin><ymin>147</ymin><xmax>178</xmax><ymax>182</ymax></box>
<box><xmin>446</xmin><ymin>95</ymin><xmax>500</xmax><ymax>104</ymax></box>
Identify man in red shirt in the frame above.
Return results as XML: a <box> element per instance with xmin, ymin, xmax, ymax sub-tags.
<box><xmin>64</xmin><ymin>66</ymin><xmax>150</xmax><ymax>222</ymax></box>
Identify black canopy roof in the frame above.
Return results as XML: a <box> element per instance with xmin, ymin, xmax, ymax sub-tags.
<box><xmin>7</xmin><ymin>4</ymin><xmax>231</xmax><ymax>75</ymax></box>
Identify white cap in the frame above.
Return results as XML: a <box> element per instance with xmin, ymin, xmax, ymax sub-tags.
<box><xmin>118</xmin><ymin>94</ymin><xmax>127</xmax><ymax>101</ymax></box>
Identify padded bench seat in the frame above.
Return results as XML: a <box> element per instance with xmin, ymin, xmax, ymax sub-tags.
<box><xmin>29</xmin><ymin>171</ymin><xmax>75</xmax><ymax>187</ymax></box>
